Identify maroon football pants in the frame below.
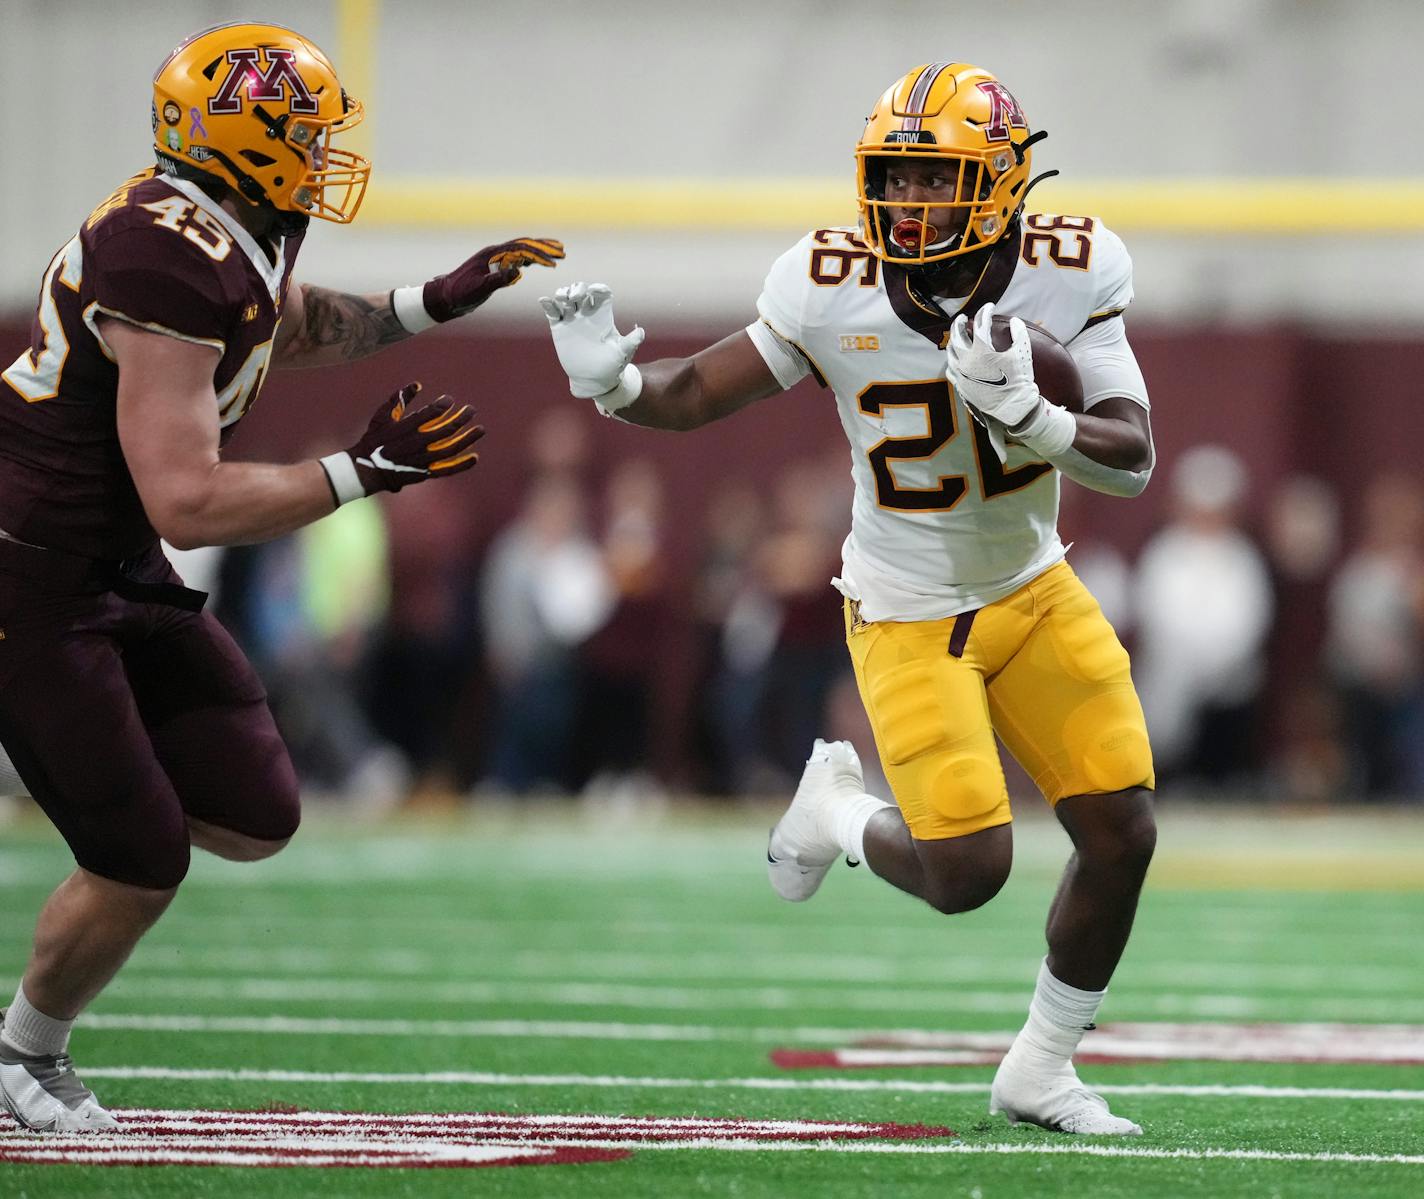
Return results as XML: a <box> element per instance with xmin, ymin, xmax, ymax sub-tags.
<box><xmin>0</xmin><ymin>545</ymin><xmax>300</xmax><ymax>890</ymax></box>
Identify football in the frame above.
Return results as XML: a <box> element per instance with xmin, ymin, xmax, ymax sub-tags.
<box><xmin>983</xmin><ymin>314</ymin><xmax>1084</xmax><ymax>414</ymax></box>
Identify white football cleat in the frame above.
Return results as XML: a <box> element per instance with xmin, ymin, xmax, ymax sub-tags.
<box><xmin>990</xmin><ymin>1051</ymin><xmax>1142</xmax><ymax>1136</ymax></box>
<box><xmin>766</xmin><ymin>738</ymin><xmax>864</xmax><ymax>902</ymax></box>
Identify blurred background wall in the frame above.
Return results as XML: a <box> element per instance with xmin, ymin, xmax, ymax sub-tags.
<box><xmin>4</xmin><ymin>0</ymin><xmax>1423</xmax><ymax>805</ymax></box>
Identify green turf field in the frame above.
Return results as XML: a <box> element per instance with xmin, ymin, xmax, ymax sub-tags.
<box><xmin>1</xmin><ymin>800</ymin><xmax>1421</xmax><ymax>1196</ymax></box>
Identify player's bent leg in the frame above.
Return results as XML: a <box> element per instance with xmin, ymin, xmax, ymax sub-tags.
<box><xmin>135</xmin><ymin>609</ymin><xmax>303</xmax><ymax>854</ymax></box>
<box><xmin>842</xmin><ymin>597</ymin><xmax>1021</xmax><ymax>908</ymax></box>
<box><xmin>857</xmin><ymin>738</ymin><xmax>1015</xmax><ymax>911</ymax></box>
<box><xmin>981</xmin><ymin>566</ymin><xmax>1156</xmax><ymax>1134</ymax></box>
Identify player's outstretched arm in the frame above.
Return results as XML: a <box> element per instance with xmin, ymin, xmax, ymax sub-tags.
<box><xmin>110</xmin><ymin>321</ymin><xmax>482</xmax><ymax>549</ymax></box>
<box><xmin>541</xmin><ymin>282</ymin><xmax>781</xmax><ymax>430</ymax></box>
<box><xmin>275</xmin><ymin>237</ymin><xmax>565</xmax><ymax>369</ymax></box>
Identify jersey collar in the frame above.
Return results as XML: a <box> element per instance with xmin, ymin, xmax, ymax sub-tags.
<box><xmin>883</xmin><ymin>222</ymin><xmax>1022</xmax><ymax>350</ymax></box>
<box><xmin>163</xmin><ymin>176</ymin><xmax>286</xmax><ymax>299</ymax></box>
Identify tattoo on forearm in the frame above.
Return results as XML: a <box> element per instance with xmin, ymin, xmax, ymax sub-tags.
<box><xmin>291</xmin><ymin>286</ymin><xmax>410</xmax><ymax>361</ymax></box>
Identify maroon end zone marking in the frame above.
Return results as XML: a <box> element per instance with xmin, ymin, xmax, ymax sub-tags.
<box><xmin>0</xmin><ymin>1108</ymin><xmax>955</xmax><ymax>1169</ymax></box>
<box><xmin>773</xmin><ymin>1050</ymin><xmax>850</xmax><ymax>1069</ymax></box>
<box><xmin>108</xmin><ymin>1108</ymin><xmax>956</xmax><ymax>1141</ymax></box>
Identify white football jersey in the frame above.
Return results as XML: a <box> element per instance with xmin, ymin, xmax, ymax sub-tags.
<box><xmin>749</xmin><ymin>214</ymin><xmax>1147</xmax><ymax>623</ymax></box>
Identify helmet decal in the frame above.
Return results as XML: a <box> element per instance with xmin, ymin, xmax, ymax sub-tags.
<box><xmin>899</xmin><ymin>61</ymin><xmax>952</xmax><ymax>135</ymax></box>
<box><xmin>976</xmin><ymin>80</ymin><xmax>1028</xmax><ymax>143</ymax></box>
<box><xmin>209</xmin><ymin>48</ymin><xmax>319</xmax><ymax>115</ymax></box>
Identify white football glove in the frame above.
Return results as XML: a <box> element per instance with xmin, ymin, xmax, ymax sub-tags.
<box><xmin>945</xmin><ymin>302</ymin><xmax>1043</xmax><ymax>429</ymax></box>
<box><xmin>539</xmin><ymin>282</ymin><xmax>646</xmax><ymax>409</ymax></box>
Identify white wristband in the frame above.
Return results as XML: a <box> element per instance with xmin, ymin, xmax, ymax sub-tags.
<box><xmin>391</xmin><ymin>285</ymin><xmax>438</xmax><ymax>334</ymax></box>
<box><xmin>593</xmin><ymin>364</ymin><xmax>644</xmax><ymax>419</ymax></box>
<box><xmin>1011</xmin><ymin>399</ymin><xmax>1077</xmax><ymax>460</ymax></box>
<box><xmin>318</xmin><ymin>451</ymin><xmax>366</xmax><ymax>507</ymax></box>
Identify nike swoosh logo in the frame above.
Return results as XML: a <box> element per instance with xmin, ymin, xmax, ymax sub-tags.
<box><xmin>359</xmin><ymin>447</ymin><xmax>426</xmax><ymax>474</ymax></box>
<box><xmin>963</xmin><ymin>373</ymin><xmax>1008</xmax><ymax>386</ymax></box>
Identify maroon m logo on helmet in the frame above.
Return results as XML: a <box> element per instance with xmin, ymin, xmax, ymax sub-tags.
<box><xmin>976</xmin><ymin>81</ymin><xmax>1028</xmax><ymax>143</ymax></box>
<box><xmin>209</xmin><ymin>48</ymin><xmax>319</xmax><ymax>116</ymax></box>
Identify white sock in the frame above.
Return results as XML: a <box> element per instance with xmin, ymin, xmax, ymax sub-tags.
<box><xmin>831</xmin><ymin>792</ymin><xmax>894</xmax><ymax>865</ymax></box>
<box><xmin>1010</xmin><ymin>958</ymin><xmax>1106</xmax><ymax>1072</ymax></box>
<box><xmin>2</xmin><ymin>985</ymin><xmax>73</xmax><ymax>1057</ymax></box>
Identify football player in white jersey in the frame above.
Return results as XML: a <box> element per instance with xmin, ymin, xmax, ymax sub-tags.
<box><xmin>543</xmin><ymin>62</ymin><xmax>1156</xmax><ymax>1136</ymax></box>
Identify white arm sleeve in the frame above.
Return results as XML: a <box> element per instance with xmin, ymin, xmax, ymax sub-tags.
<box><xmin>1068</xmin><ymin>315</ymin><xmax>1150</xmax><ymax>412</ymax></box>
<box><xmin>1049</xmin><ymin>318</ymin><xmax>1156</xmax><ymax>497</ymax></box>
<box><xmin>745</xmin><ymin>319</ymin><xmax>811</xmax><ymax>391</ymax></box>
<box><xmin>1052</xmin><ymin>439</ymin><xmax>1154</xmax><ymax>498</ymax></box>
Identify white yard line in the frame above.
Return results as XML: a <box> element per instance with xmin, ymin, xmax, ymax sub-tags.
<box><xmin>77</xmin><ymin>1066</ymin><xmax>1424</xmax><ymax>1102</ymax></box>
<box><xmin>88</xmin><ymin>973</ymin><xmax>1424</xmax><ymax>1021</ymax></box>
<box><xmin>514</xmin><ymin>1141</ymin><xmax>1424</xmax><ymax>1164</ymax></box>
<box><xmin>102</xmin><ymin>948</ymin><xmax>1424</xmax><ymax>994</ymax></box>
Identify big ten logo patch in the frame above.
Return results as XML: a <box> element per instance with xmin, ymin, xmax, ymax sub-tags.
<box><xmin>839</xmin><ymin>335</ymin><xmax>880</xmax><ymax>353</ymax></box>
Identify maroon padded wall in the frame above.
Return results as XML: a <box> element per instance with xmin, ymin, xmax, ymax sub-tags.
<box><xmin>3</xmin><ymin>313</ymin><xmax>1420</xmax><ymax>572</ymax></box>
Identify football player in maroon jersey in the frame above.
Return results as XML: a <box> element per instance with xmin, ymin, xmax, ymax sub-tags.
<box><xmin>0</xmin><ymin>21</ymin><xmax>563</xmax><ymax>1132</ymax></box>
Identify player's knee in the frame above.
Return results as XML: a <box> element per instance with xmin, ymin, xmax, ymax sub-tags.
<box><xmin>1112</xmin><ymin>799</ymin><xmax>1158</xmax><ymax>878</ymax></box>
<box><xmin>1075</xmin><ymin>790</ymin><xmax>1157</xmax><ymax>878</ymax></box>
<box><xmin>916</xmin><ymin>824</ymin><xmax>1013</xmax><ymax>916</ymax></box>
<box><xmin>923</xmin><ymin>864</ymin><xmax>1010</xmax><ymax>915</ymax></box>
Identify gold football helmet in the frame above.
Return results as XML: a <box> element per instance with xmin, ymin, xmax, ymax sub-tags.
<box><xmin>856</xmin><ymin>63</ymin><xmax>1049</xmax><ymax>266</ymax></box>
<box><xmin>152</xmin><ymin>21</ymin><xmax>369</xmax><ymax>225</ymax></box>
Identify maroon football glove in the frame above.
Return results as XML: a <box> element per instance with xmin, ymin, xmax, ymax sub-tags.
<box><xmin>348</xmin><ymin>382</ymin><xmax>484</xmax><ymax>493</ymax></box>
<box><xmin>422</xmin><ymin>237</ymin><xmax>566</xmax><ymax>322</ymax></box>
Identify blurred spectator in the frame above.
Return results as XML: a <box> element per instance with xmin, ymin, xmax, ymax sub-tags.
<box><xmin>1059</xmin><ymin>482</ymin><xmax>1134</xmax><ymax>634</ymax></box>
<box><xmin>759</xmin><ymin>455</ymin><xmax>854</xmax><ymax>785</ymax></box>
<box><xmin>365</xmin><ymin>481</ymin><xmax>478</xmax><ymax>801</ymax></box>
<box><xmin>1133</xmin><ymin>445</ymin><xmax>1274</xmax><ymax>789</ymax></box>
<box><xmin>573</xmin><ymin>459</ymin><xmax>671</xmax><ymax>800</ymax></box>
<box><xmin>1324</xmin><ymin>472</ymin><xmax>1424</xmax><ymax>798</ymax></box>
<box><xmin>479</xmin><ymin>471</ymin><xmax>613</xmax><ymax>794</ymax></box>
<box><xmin>1260</xmin><ymin>476</ymin><xmax>1347</xmax><ymax>804</ymax></box>
<box><xmin>690</xmin><ymin>482</ymin><xmax>781</xmax><ymax>794</ymax></box>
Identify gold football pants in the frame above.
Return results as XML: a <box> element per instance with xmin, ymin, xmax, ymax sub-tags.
<box><xmin>846</xmin><ymin>561</ymin><xmax>1154</xmax><ymax>841</ymax></box>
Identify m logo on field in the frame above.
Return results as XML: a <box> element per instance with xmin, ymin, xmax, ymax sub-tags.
<box><xmin>209</xmin><ymin>48</ymin><xmax>318</xmax><ymax>116</ymax></box>
<box><xmin>976</xmin><ymin>81</ymin><xmax>1028</xmax><ymax>143</ymax></box>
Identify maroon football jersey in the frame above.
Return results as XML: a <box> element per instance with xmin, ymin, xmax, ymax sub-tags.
<box><xmin>0</xmin><ymin>169</ymin><xmax>304</xmax><ymax>558</ymax></box>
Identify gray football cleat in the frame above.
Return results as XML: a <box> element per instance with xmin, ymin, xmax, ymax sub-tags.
<box><xmin>0</xmin><ymin>1011</ymin><xmax>119</xmax><ymax>1133</ymax></box>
